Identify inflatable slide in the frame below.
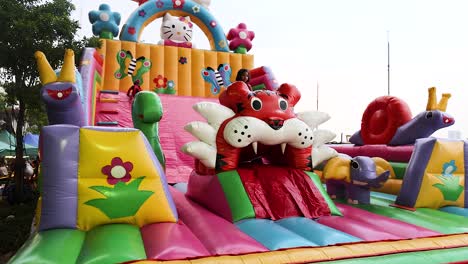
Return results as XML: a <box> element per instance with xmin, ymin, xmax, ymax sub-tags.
<box><xmin>9</xmin><ymin>1</ymin><xmax>468</xmax><ymax>263</ymax></box>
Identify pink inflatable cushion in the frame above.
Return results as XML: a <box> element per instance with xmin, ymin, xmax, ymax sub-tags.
<box><xmin>330</xmin><ymin>144</ymin><xmax>414</xmax><ymax>162</ymax></box>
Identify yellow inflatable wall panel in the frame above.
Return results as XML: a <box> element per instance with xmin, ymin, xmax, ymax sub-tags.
<box><xmin>76</xmin><ymin>128</ymin><xmax>177</xmax><ymax>231</ymax></box>
<box><xmin>97</xmin><ymin>39</ymin><xmax>254</xmax><ymax>97</ymax></box>
<box><xmin>415</xmin><ymin>140</ymin><xmax>465</xmax><ymax>208</ymax></box>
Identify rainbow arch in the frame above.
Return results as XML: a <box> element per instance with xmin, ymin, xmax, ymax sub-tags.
<box><xmin>120</xmin><ymin>0</ymin><xmax>229</xmax><ymax>52</ymax></box>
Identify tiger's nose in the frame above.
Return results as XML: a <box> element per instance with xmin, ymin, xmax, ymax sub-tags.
<box><xmin>267</xmin><ymin>119</ymin><xmax>284</xmax><ymax>130</ymax></box>
<box><xmin>177</xmin><ymin>32</ymin><xmax>181</xmax><ymax>35</ymax></box>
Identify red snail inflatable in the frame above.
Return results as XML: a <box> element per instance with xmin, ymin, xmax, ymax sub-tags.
<box><xmin>349</xmin><ymin>87</ymin><xmax>455</xmax><ymax>146</ymax></box>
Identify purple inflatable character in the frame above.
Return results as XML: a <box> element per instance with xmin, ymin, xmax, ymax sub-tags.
<box><xmin>35</xmin><ymin>49</ymin><xmax>84</xmax><ymax>127</ymax></box>
<box><xmin>324</xmin><ymin>156</ymin><xmax>390</xmax><ymax>204</ymax></box>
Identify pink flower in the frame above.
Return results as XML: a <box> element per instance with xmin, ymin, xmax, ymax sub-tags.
<box><xmin>172</xmin><ymin>0</ymin><xmax>185</xmax><ymax>9</ymax></box>
<box><xmin>178</xmin><ymin>56</ymin><xmax>188</xmax><ymax>64</ymax></box>
<box><xmin>179</xmin><ymin>17</ymin><xmax>193</xmax><ymax>28</ymax></box>
<box><xmin>101</xmin><ymin>157</ymin><xmax>133</xmax><ymax>185</ymax></box>
<box><xmin>128</xmin><ymin>26</ymin><xmax>136</xmax><ymax>35</ymax></box>
<box><xmin>155</xmin><ymin>0</ymin><xmax>164</xmax><ymax>8</ymax></box>
<box><xmin>227</xmin><ymin>23</ymin><xmax>255</xmax><ymax>52</ymax></box>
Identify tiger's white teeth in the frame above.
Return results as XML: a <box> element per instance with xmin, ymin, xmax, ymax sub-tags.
<box><xmin>281</xmin><ymin>143</ymin><xmax>287</xmax><ymax>154</ymax></box>
<box><xmin>252</xmin><ymin>142</ymin><xmax>258</xmax><ymax>154</ymax></box>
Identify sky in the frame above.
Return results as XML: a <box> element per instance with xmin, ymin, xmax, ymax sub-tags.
<box><xmin>72</xmin><ymin>0</ymin><xmax>468</xmax><ymax>141</ymax></box>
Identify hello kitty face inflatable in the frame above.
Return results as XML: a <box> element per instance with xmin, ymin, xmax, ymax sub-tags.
<box><xmin>158</xmin><ymin>13</ymin><xmax>193</xmax><ymax>48</ymax></box>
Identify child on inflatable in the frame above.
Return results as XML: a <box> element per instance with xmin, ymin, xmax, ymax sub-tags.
<box><xmin>127</xmin><ymin>80</ymin><xmax>142</xmax><ymax>98</ymax></box>
<box><xmin>236</xmin><ymin>68</ymin><xmax>252</xmax><ymax>91</ymax></box>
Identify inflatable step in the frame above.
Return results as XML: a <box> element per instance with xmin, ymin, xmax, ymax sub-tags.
<box><xmin>99</xmin><ymin>109</ymin><xmax>119</xmax><ymax>114</ymax></box>
<box><xmin>96</xmin><ymin>121</ymin><xmax>118</xmax><ymax>126</ymax></box>
<box><xmin>99</xmin><ymin>104</ymin><xmax>119</xmax><ymax>114</ymax></box>
<box><xmin>99</xmin><ymin>98</ymin><xmax>119</xmax><ymax>103</ymax></box>
<box><xmin>100</xmin><ymin>90</ymin><xmax>119</xmax><ymax>94</ymax></box>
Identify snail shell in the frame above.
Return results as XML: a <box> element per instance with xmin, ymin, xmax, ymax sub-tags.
<box><xmin>360</xmin><ymin>96</ymin><xmax>412</xmax><ymax>145</ymax></box>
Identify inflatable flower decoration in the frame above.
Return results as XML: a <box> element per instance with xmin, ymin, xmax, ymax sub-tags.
<box><xmin>227</xmin><ymin>23</ymin><xmax>255</xmax><ymax>54</ymax></box>
<box><xmin>88</xmin><ymin>4</ymin><xmax>121</xmax><ymax>39</ymax></box>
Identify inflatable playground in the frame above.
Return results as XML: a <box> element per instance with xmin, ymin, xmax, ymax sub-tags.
<box><xmin>9</xmin><ymin>1</ymin><xmax>468</xmax><ymax>263</ymax></box>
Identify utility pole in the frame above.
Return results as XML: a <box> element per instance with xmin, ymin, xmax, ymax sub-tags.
<box><xmin>316</xmin><ymin>81</ymin><xmax>319</xmax><ymax>111</ymax></box>
<box><xmin>387</xmin><ymin>30</ymin><xmax>390</xmax><ymax>95</ymax></box>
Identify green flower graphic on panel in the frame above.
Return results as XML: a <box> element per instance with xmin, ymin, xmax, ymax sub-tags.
<box><xmin>432</xmin><ymin>160</ymin><xmax>464</xmax><ymax>201</ymax></box>
<box><xmin>85</xmin><ymin>157</ymin><xmax>153</xmax><ymax>219</ymax></box>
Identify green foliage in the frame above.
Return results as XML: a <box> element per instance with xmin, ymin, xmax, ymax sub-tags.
<box><xmin>85</xmin><ymin>177</ymin><xmax>154</xmax><ymax>219</ymax></box>
<box><xmin>0</xmin><ymin>200</ymin><xmax>37</xmax><ymax>257</ymax></box>
<box><xmin>0</xmin><ymin>0</ymin><xmax>98</xmax><ymax>201</ymax></box>
<box><xmin>0</xmin><ymin>0</ymin><xmax>102</xmax><ymax>129</ymax></box>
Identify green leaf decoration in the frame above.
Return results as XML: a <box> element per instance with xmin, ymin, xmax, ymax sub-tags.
<box><xmin>154</xmin><ymin>88</ymin><xmax>176</xmax><ymax>95</ymax></box>
<box><xmin>89</xmin><ymin>185</ymin><xmax>114</xmax><ymax>196</ymax></box>
<box><xmin>114</xmin><ymin>50</ymin><xmax>131</xmax><ymax>80</ymax></box>
<box><xmin>433</xmin><ymin>175</ymin><xmax>464</xmax><ymax>202</ymax></box>
<box><xmin>84</xmin><ymin>176</ymin><xmax>154</xmax><ymax>219</ymax></box>
<box><xmin>126</xmin><ymin>176</ymin><xmax>145</xmax><ymax>190</ymax></box>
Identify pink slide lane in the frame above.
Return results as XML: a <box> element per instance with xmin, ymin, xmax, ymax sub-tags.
<box><xmin>169</xmin><ymin>187</ymin><xmax>268</xmax><ymax>255</ymax></box>
<box><xmin>95</xmin><ymin>92</ymin><xmax>133</xmax><ymax>127</ymax></box>
<box><xmin>141</xmin><ymin>221</ymin><xmax>210</xmax><ymax>260</ymax></box>
<box><xmin>317</xmin><ymin>204</ymin><xmax>441</xmax><ymax>241</ymax></box>
<box><xmin>158</xmin><ymin>95</ymin><xmax>218</xmax><ymax>183</ymax></box>
<box><xmin>94</xmin><ymin>93</ymin><xmax>217</xmax><ymax>183</ymax></box>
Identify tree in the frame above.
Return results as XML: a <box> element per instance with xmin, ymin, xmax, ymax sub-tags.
<box><xmin>0</xmin><ymin>0</ymin><xmax>95</xmax><ymax>202</ymax></box>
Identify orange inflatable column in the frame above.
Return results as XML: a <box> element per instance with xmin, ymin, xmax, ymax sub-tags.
<box><xmin>217</xmin><ymin>52</ymin><xmax>229</xmax><ymax>69</ymax></box>
<box><xmin>241</xmin><ymin>54</ymin><xmax>254</xmax><ymax>71</ymax></box>
<box><xmin>102</xmin><ymin>40</ymin><xmax>121</xmax><ymax>92</ymax></box>
<box><xmin>217</xmin><ymin>51</ymin><xmax>230</xmax><ymax>81</ymax></box>
<box><xmin>136</xmin><ymin>43</ymin><xmax>150</xmax><ymax>91</ymax></box>
<box><xmin>204</xmin><ymin>50</ymin><xmax>217</xmax><ymax>98</ymax></box>
<box><xmin>164</xmin><ymin>46</ymin><xmax>178</xmax><ymax>95</ymax></box>
<box><xmin>97</xmin><ymin>40</ymin><xmax>106</xmax><ymax>92</ymax></box>
<box><xmin>150</xmin><ymin>45</ymin><xmax>165</xmax><ymax>92</ymax></box>
<box><xmin>191</xmin><ymin>49</ymin><xmax>205</xmax><ymax>97</ymax></box>
<box><xmin>177</xmin><ymin>48</ymin><xmax>191</xmax><ymax>96</ymax></box>
<box><xmin>229</xmin><ymin>53</ymin><xmax>243</xmax><ymax>84</ymax></box>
